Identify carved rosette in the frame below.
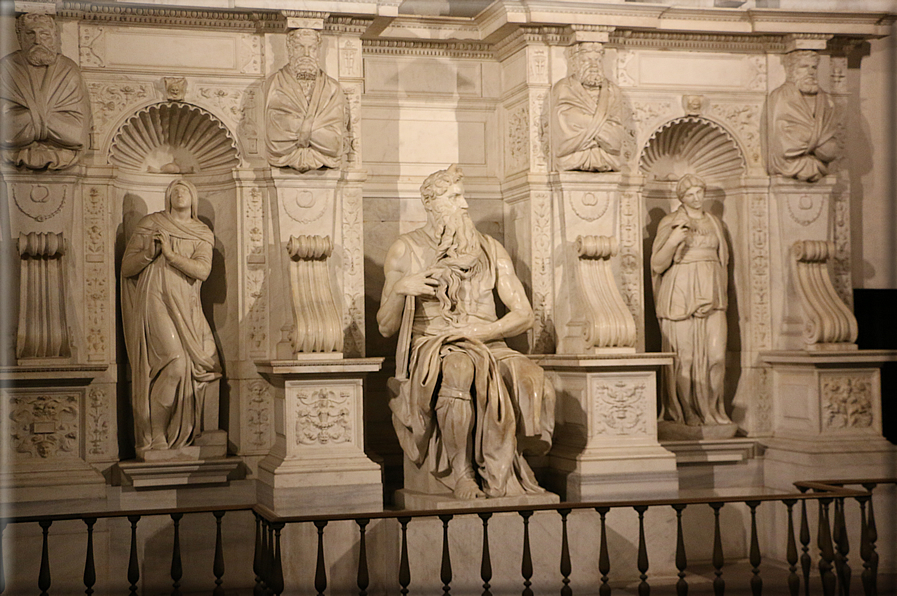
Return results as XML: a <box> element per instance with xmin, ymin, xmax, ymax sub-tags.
<box><xmin>295</xmin><ymin>388</ymin><xmax>352</xmax><ymax>445</ymax></box>
<box><xmin>245</xmin><ymin>379</ymin><xmax>273</xmax><ymax>451</ymax></box>
<box><xmin>9</xmin><ymin>393</ymin><xmax>80</xmax><ymax>459</ymax></box>
<box><xmin>592</xmin><ymin>380</ymin><xmax>647</xmax><ymax>436</ymax></box>
<box><xmin>618</xmin><ymin>192</ymin><xmax>643</xmax><ymax>343</ymax></box>
<box><xmin>242</xmin><ymin>186</ymin><xmax>268</xmax><ymax>359</ymax></box>
<box><xmin>821</xmin><ymin>374</ymin><xmax>874</xmax><ymax>431</ymax></box>
<box><xmin>530</xmin><ymin>191</ymin><xmax>554</xmax><ymax>353</ymax></box>
<box><xmin>84</xmin><ymin>186</ymin><xmax>109</xmax><ymax>362</ymax></box>
<box><xmin>791</xmin><ymin>241</ymin><xmax>857</xmax><ymax>346</ymax></box>
<box><xmin>342</xmin><ymin>187</ymin><xmax>365</xmax><ymax>357</ymax></box>
<box><xmin>748</xmin><ymin>194</ymin><xmax>772</xmax><ymax>351</ymax></box>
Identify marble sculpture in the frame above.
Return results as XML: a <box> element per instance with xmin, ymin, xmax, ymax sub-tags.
<box><xmin>651</xmin><ymin>175</ymin><xmax>732</xmax><ymax>430</ymax></box>
<box><xmin>378</xmin><ymin>165</ymin><xmax>555</xmax><ymax>500</ymax></box>
<box><xmin>265</xmin><ymin>28</ymin><xmax>349</xmax><ymax>172</ymax></box>
<box><xmin>121</xmin><ymin>179</ymin><xmax>222</xmax><ymax>459</ymax></box>
<box><xmin>0</xmin><ymin>13</ymin><xmax>91</xmax><ymax>170</ymax></box>
<box><xmin>766</xmin><ymin>50</ymin><xmax>839</xmax><ymax>182</ymax></box>
<box><xmin>550</xmin><ymin>42</ymin><xmax>624</xmax><ymax>172</ymax></box>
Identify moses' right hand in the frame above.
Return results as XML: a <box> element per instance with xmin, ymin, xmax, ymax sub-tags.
<box><xmin>394</xmin><ymin>267</ymin><xmax>440</xmax><ymax>297</ymax></box>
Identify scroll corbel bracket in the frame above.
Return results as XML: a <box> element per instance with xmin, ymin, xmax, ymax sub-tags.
<box><xmin>791</xmin><ymin>240</ymin><xmax>857</xmax><ymax>350</ymax></box>
<box><xmin>286</xmin><ymin>235</ymin><xmax>343</xmax><ymax>356</ymax></box>
<box><xmin>575</xmin><ymin>235</ymin><xmax>636</xmax><ymax>352</ymax></box>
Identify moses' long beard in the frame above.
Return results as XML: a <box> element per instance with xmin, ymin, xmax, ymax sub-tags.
<box><xmin>432</xmin><ymin>211</ymin><xmax>485</xmax><ymax>324</ymax></box>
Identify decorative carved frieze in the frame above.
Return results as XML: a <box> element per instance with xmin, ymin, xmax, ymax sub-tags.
<box><xmin>575</xmin><ymin>236</ymin><xmax>637</xmax><ymax>350</ymax></box>
<box><xmin>754</xmin><ymin>367</ymin><xmax>772</xmax><ymax>434</ymax></box>
<box><xmin>618</xmin><ymin>191</ymin><xmax>643</xmax><ymax>342</ymax></box>
<box><xmin>17</xmin><ymin>232</ymin><xmax>71</xmax><ymax>360</ymax></box>
<box><xmin>86</xmin><ymin>80</ymin><xmax>154</xmax><ymax>149</ymax></box>
<box><xmin>506</xmin><ymin>104</ymin><xmax>529</xmax><ymax>175</ymax></box>
<box><xmin>9</xmin><ymin>393</ymin><xmax>79</xmax><ymax>459</ymax></box>
<box><xmin>832</xmin><ymin>185</ymin><xmax>853</xmax><ymax>307</ymax></box>
<box><xmin>708</xmin><ymin>102</ymin><xmax>763</xmax><ymax>167</ymax></box>
<box><xmin>242</xmin><ymin>186</ymin><xmax>268</xmax><ymax>359</ymax></box>
<box><xmin>286</xmin><ymin>235</ymin><xmax>343</xmax><ymax>354</ymax></box>
<box><xmin>821</xmin><ymin>374</ymin><xmax>874</xmax><ymax>430</ymax></box>
<box><xmin>86</xmin><ymin>387</ymin><xmax>109</xmax><ymax>456</ymax></box>
<box><xmin>195</xmin><ymin>85</ymin><xmax>260</xmax><ymax>155</ymax></box>
<box><xmin>342</xmin><ymin>187</ymin><xmax>366</xmax><ymax>358</ymax></box>
<box><xmin>791</xmin><ymin>240</ymin><xmax>857</xmax><ymax>347</ymax></box>
<box><xmin>295</xmin><ymin>388</ymin><xmax>352</xmax><ymax>445</ymax></box>
<box><xmin>342</xmin><ymin>82</ymin><xmax>364</xmax><ymax>168</ymax></box>
<box><xmin>530</xmin><ymin>90</ymin><xmax>550</xmax><ymax>172</ymax></box>
<box><xmin>531</xmin><ymin>191</ymin><xmax>554</xmax><ymax>354</ymax></box>
<box><xmin>592</xmin><ymin>380</ymin><xmax>647</xmax><ymax>436</ymax></box>
<box><xmin>748</xmin><ymin>194</ymin><xmax>772</xmax><ymax>351</ymax></box>
<box><xmin>246</xmin><ymin>379</ymin><xmax>273</xmax><ymax>450</ymax></box>
<box><xmin>83</xmin><ymin>184</ymin><xmax>107</xmax><ymax>364</ymax></box>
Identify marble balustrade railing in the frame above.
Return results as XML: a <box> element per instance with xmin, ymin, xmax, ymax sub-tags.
<box><xmin>1</xmin><ymin>479</ymin><xmax>890</xmax><ymax>596</ymax></box>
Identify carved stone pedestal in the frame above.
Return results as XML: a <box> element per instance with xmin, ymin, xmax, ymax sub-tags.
<box><xmin>1</xmin><ymin>366</ymin><xmax>109</xmax><ymax>502</ymax></box>
<box><xmin>538</xmin><ymin>354</ymin><xmax>679</xmax><ymax>500</ymax></box>
<box><xmin>760</xmin><ymin>350</ymin><xmax>897</xmax><ymax>490</ymax></box>
<box><xmin>549</xmin><ymin>172</ymin><xmax>645</xmax><ymax>354</ymax></box>
<box><xmin>255</xmin><ymin>358</ymin><xmax>383</xmax><ymax>515</ymax></box>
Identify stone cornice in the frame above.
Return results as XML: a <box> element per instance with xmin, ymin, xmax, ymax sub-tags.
<box><xmin>59</xmin><ymin>2</ymin><xmax>283</xmax><ymax>31</ymax></box>
<box><xmin>363</xmin><ymin>38</ymin><xmax>494</xmax><ymax>59</ymax></box>
<box><xmin>611</xmin><ymin>30</ymin><xmax>785</xmax><ymax>54</ymax></box>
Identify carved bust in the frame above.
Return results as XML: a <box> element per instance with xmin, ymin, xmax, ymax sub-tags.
<box><xmin>766</xmin><ymin>50</ymin><xmax>839</xmax><ymax>182</ymax></box>
<box><xmin>0</xmin><ymin>13</ymin><xmax>91</xmax><ymax>170</ymax></box>
<box><xmin>265</xmin><ymin>28</ymin><xmax>349</xmax><ymax>172</ymax></box>
<box><xmin>550</xmin><ymin>42</ymin><xmax>624</xmax><ymax>172</ymax></box>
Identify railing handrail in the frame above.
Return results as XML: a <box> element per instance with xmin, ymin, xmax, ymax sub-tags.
<box><xmin>3</xmin><ymin>477</ymin><xmax>891</xmax><ymax>526</ymax></box>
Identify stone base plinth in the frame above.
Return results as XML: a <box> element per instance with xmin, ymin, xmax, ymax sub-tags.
<box><xmin>137</xmin><ymin>430</ymin><xmax>228</xmax><ymax>462</ymax></box>
<box><xmin>255</xmin><ymin>358</ymin><xmax>384</xmax><ymax>515</ymax></box>
<box><xmin>537</xmin><ymin>353</ymin><xmax>679</xmax><ymax>500</ymax></box>
<box><xmin>117</xmin><ymin>457</ymin><xmax>242</xmax><ymax>489</ymax></box>
<box><xmin>760</xmin><ymin>349</ymin><xmax>897</xmax><ymax>490</ymax></box>
<box><xmin>396</xmin><ymin>489</ymin><xmax>560</xmax><ymax>510</ymax></box>
<box><xmin>658</xmin><ymin>421</ymin><xmax>739</xmax><ymax>441</ymax></box>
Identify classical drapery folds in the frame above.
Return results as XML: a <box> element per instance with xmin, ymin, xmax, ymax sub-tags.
<box><xmin>766</xmin><ymin>50</ymin><xmax>839</xmax><ymax>182</ymax></box>
<box><xmin>0</xmin><ymin>13</ymin><xmax>91</xmax><ymax>170</ymax></box>
<box><xmin>550</xmin><ymin>42</ymin><xmax>625</xmax><ymax>173</ymax></box>
<box><xmin>378</xmin><ymin>165</ymin><xmax>555</xmax><ymax>500</ymax></box>
<box><xmin>265</xmin><ymin>28</ymin><xmax>348</xmax><ymax>172</ymax></box>
<box><xmin>121</xmin><ymin>179</ymin><xmax>221</xmax><ymax>459</ymax></box>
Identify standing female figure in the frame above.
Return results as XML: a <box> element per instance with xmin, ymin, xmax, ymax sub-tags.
<box><xmin>122</xmin><ymin>179</ymin><xmax>221</xmax><ymax>458</ymax></box>
<box><xmin>651</xmin><ymin>174</ymin><xmax>732</xmax><ymax>428</ymax></box>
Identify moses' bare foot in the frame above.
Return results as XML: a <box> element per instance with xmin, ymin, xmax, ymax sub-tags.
<box><xmin>453</xmin><ymin>477</ymin><xmax>485</xmax><ymax>500</ymax></box>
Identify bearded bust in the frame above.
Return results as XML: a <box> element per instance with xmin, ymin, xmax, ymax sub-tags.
<box><xmin>0</xmin><ymin>13</ymin><xmax>91</xmax><ymax>170</ymax></box>
<box><xmin>378</xmin><ymin>165</ymin><xmax>555</xmax><ymax>501</ymax></box>
<box><xmin>550</xmin><ymin>42</ymin><xmax>624</xmax><ymax>172</ymax></box>
<box><xmin>265</xmin><ymin>28</ymin><xmax>349</xmax><ymax>172</ymax></box>
<box><xmin>766</xmin><ymin>50</ymin><xmax>839</xmax><ymax>182</ymax></box>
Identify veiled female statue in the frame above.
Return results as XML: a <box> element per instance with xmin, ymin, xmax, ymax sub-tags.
<box><xmin>651</xmin><ymin>174</ymin><xmax>734</xmax><ymax>435</ymax></box>
<box><xmin>121</xmin><ymin>179</ymin><xmax>221</xmax><ymax>459</ymax></box>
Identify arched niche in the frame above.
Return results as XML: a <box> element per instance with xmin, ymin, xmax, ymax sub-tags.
<box><xmin>639</xmin><ymin>116</ymin><xmax>746</xmax><ymax>183</ymax></box>
<box><xmin>109</xmin><ymin>102</ymin><xmax>241</xmax><ymax>174</ymax></box>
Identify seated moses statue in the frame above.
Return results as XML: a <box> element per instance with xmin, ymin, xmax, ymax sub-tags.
<box><xmin>377</xmin><ymin>165</ymin><xmax>555</xmax><ymax>500</ymax></box>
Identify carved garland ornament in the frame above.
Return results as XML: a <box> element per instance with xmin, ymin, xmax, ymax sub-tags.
<box><xmin>342</xmin><ymin>187</ymin><xmax>366</xmax><ymax>357</ymax></box>
<box><xmin>531</xmin><ymin>191</ymin><xmax>554</xmax><ymax>353</ymax></box>
<box><xmin>749</xmin><ymin>195</ymin><xmax>772</xmax><ymax>350</ymax></box>
<box><xmin>13</xmin><ymin>184</ymin><xmax>66</xmax><ymax>222</ymax></box>
<box><xmin>618</xmin><ymin>192</ymin><xmax>643</xmax><ymax>341</ymax></box>
<box><xmin>246</xmin><ymin>380</ymin><xmax>273</xmax><ymax>450</ymax></box>
<box><xmin>87</xmin><ymin>387</ymin><xmax>109</xmax><ymax>456</ymax></box>
<box><xmin>295</xmin><ymin>388</ymin><xmax>351</xmax><ymax>445</ymax></box>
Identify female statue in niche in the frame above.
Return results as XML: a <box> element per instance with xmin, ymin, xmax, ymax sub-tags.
<box><xmin>121</xmin><ymin>179</ymin><xmax>221</xmax><ymax>459</ymax></box>
<box><xmin>651</xmin><ymin>174</ymin><xmax>734</xmax><ymax>436</ymax></box>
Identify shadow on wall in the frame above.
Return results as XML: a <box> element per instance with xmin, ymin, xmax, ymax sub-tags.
<box><xmin>854</xmin><ymin>289</ymin><xmax>897</xmax><ymax>444</ymax></box>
